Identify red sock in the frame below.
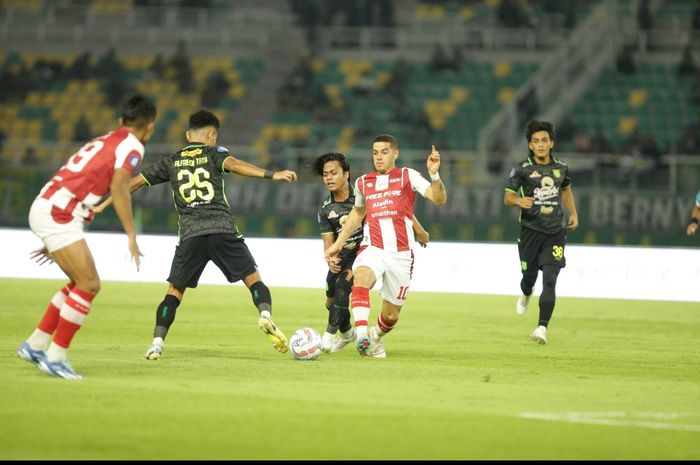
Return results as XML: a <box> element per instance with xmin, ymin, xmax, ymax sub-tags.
<box><xmin>376</xmin><ymin>313</ymin><xmax>397</xmax><ymax>336</ymax></box>
<box><xmin>351</xmin><ymin>286</ymin><xmax>370</xmax><ymax>328</ymax></box>
<box><xmin>37</xmin><ymin>283</ymin><xmax>75</xmax><ymax>334</ymax></box>
<box><xmin>53</xmin><ymin>287</ymin><xmax>95</xmax><ymax>349</ymax></box>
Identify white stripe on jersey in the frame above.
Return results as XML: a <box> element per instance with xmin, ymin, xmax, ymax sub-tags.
<box><xmin>379</xmin><ymin>218</ymin><xmax>397</xmax><ymax>251</ymax></box>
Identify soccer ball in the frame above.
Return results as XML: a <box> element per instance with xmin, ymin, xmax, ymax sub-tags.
<box><xmin>289</xmin><ymin>327</ymin><xmax>323</xmax><ymax>361</ymax></box>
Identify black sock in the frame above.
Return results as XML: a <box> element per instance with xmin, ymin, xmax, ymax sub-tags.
<box><xmin>539</xmin><ymin>265</ymin><xmax>561</xmax><ymax>327</ymax></box>
<box><xmin>154</xmin><ymin>294</ymin><xmax>180</xmax><ymax>339</ymax></box>
<box><xmin>249</xmin><ymin>281</ymin><xmax>272</xmax><ymax>315</ymax></box>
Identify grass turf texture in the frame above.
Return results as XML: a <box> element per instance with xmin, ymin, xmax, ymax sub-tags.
<box><xmin>1</xmin><ymin>278</ymin><xmax>698</xmax><ymax>459</ymax></box>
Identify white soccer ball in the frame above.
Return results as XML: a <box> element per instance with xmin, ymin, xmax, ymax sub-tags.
<box><xmin>289</xmin><ymin>327</ymin><xmax>323</xmax><ymax>361</ymax></box>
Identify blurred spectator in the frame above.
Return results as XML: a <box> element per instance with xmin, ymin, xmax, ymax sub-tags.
<box><xmin>73</xmin><ymin>114</ymin><xmax>92</xmax><ymax>141</ymax></box>
<box><xmin>66</xmin><ymin>51</ymin><xmax>92</xmax><ymax>80</ymax></box>
<box><xmin>428</xmin><ymin>44</ymin><xmax>458</xmax><ymax>74</ymax></box>
<box><xmin>384</xmin><ymin>57</ymin><xmax>410</xmax><ymax>100</ymax></box>
<box><xmin>497</xmin><ymin>0</ymin><xmax>533</xmax><ymax>28</ymax></box>
<box><xmin>637</xmin><ymin>0</ymin><xmax>652</xmax><ymax>31</ymax></box>
<box><xmin>616</xmin><ymin>45</ymin><xmax>636</xmax><ymax>74</ymax></box>
<box><xmin>451</xmin><ymin>44</ymin><xmax>465</xmax><ymax>73</ymax></box>
<box><xmin>201</xmin><ymin>71</ymin><xmax>230</xmax><ymax>108</ymax></box>
<box><xmin>94</xmin><ymin>46</ymin><xmax>122</xmax><ymax>79</ymax></box>
<box><xmin>556</xmin><ymin>116</ymin><xmax>576</xmax><ymax>144</ymax></box>
<box><xmin>149</xmin><ymin>53</ymin><xmax>166</xmax><ymax>79</ymax></box>
<box><xmin>169</xmin><ymin>40</ymin><xmax>194</xmax><ymax>93</ymax></box>
<box><xmin>590</xmin><ymin>128</ymin><xmax>613</xmax><ymax>154</ymax></box>
<box><xmin>678</xmin><ymin>44</ymin><xmax>697</xmax><ymax>78</ymax></box>
<box><xmin>21</xmin><ymin>146</ymin><xmax>39</xmax><ymax>167</ymax></box>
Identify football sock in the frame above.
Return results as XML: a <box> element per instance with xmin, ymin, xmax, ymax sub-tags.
<box><xmin>28</xmin><ymin>282</ymin><xmax>75</xmax><ymax>350</ymax></box>
<box><xmin>520</xmin><ymin>270</ymin><xmax>538</xmax><ymax>296</ymax></box>
<box><xmin>154</xmin><ymin>294</ymin><xmax>180</xmax><ymax>340</ymax></box>
<box><xmin>539</xmin><ymin>265</ymin><xmax>561</xmax><ymax>327</ymax></box>
<box><xmin>333</xmin><ymin>271</ymin><xmax>353</xmax><ymax>334</ymax></box>
<box><xmin>351</xmin><ymin>286</ymin><xmax>370</xmax><ymax>336</ymax></box>
<box><xmin>47</xmin><ymin>287</ymin><xmax>95</xmax><ymax>362</ymax></box>
<box><xmin>249</xmin><ymin>281</ymin><xmax>272</xmax><ymax>314</ymax></box>
<box><xmin>375</xmin><ymin>313</ymin><xmax>397</xmax><ymax>337</ymax></box>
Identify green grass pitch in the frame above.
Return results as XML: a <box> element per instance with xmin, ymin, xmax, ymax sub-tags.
<box><xmin>1</xmin><ymin>277</ymin><xmax>698</xmax><ymax>459</ymax></box>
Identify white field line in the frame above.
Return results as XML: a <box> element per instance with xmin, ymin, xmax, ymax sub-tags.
<box><xmin>518</xmin><ymin>412</ymin><xmax>700</xmax><ymax>433</ymax></box>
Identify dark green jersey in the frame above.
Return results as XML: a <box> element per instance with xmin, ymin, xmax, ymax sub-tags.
<box><xmin>317</xmin><ymin>187</ymin><xmax>363</xmax><ymax>260</ymax></box>
<box><xmin>505</xmin><ymin>156</ymin><xmax>572</xmax><ymax>234</ymax></box>
<box><xmin>140</xmin><ymin>143</ymin><xmax>242</xmax><ymax>242</ymax></box>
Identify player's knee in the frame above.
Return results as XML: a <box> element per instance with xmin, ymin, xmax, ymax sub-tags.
<box><xmin>78</xmin><ymin>277</ymin><xmax>101</xmax><ymax>294</ymax></box>
<box><xmin>335</xmin><ymin>274</ymin><xmax>352</xmax><ymax>306</ymax></box>
<box><xmin>542</xmin><ymin>267</ymin><xmax>560</xmax><ymax>289</ymax></box>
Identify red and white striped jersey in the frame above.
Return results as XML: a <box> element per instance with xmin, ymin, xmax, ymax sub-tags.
<box><xmin>354</xmin><ymin>166</ymin><xmax>431</xmax><ymax>252</ymax></box>
<box><xmin>37</xmin><ymin>127</ymin><xmax>144</xmax><ymax>224</ymax></box>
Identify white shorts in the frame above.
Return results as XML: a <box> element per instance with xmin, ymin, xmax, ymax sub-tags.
<box><xmin>28</xmin><ymin>198</ymin><xmax>85</xmax><ymax>253</ymax></box>
<box><xmin>352</xmin><ymin>245</ymin><xmax>414</xmax><ymax>306</ymax></box>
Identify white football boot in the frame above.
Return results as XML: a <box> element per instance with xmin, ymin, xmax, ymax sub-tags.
<box><xmin>516</xmin><ymin>294</ymin><xmax>531</xmax><ymax>316</ymax></box>
<box><xmin>331</xmin><ymin>328</ymin><xmax>356</xmax><ymax>353</ymax></box>
<box><xmin>531</xmin><ymin>325</ymin><xmax>547</xmax><ymax>345</ymax></box>
<box><xmin>369</xmin><ymin>327</ymin><xmax>386</xmax><ymax>358</ymax></box>
<box><xmin>321</xmin><ymin>331</ymin><xmax>337</xmax><ymax>353</ymax></box>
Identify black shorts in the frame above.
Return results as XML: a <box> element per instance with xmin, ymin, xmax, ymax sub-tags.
<box><xmin>325</xmin><ymin>255</ymin><xmax>356</xmax><ymax>298</ymax></box>
<box><xmin>168</xmin><ymin>233</ymin><xmax>257</xmax><ymax>288</ymax></box>
<box><xmin>517</xmin><ymin>227</ymin><xmax>566</xmax><ymax>272</ymax></box>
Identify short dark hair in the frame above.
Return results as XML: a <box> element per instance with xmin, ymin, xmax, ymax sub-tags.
<box><xmin>189</xmin><ymin>108</ymin><xmax>220</xmax><ymax>130</ymax></box>
<box><xmin>311</xmin><ymin>152</ymin><xmax>350</xmax><ymax>176</ymax></box>
<box><xmin>526</xmin><ymin>120</ymin><xmax>555</xmax><ymax>142</ymax></box>
<box><xmin>121</xmin><ymin>93</ymin><xmax>157</xmax><ymax>128</ymax></box>
<box><xmin>372</xmin><ymin>134</ymin><xmax>399</xmax><ymax>149</ymax></box>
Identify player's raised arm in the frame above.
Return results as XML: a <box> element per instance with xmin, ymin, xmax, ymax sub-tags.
<box><xmin>223</xmin><ymin>156</ymin><xmax>297</xmax><ymax>182</ymax></box>
<box><xmin>423</xmin><ymin>145</ymin><xmax>447</xmax><ymax>205</ymax></box>
<box><xmin>110</xmin><ymin>168</ymin><xmax>143</xmax><ymax>270</ymax></box>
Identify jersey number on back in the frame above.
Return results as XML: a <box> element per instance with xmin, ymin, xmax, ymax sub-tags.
<box><xmin>178</xmin><ymin>168</ymin><xmax>214</xmax><ymax>203</ymax></box>
<box><xmin>64</xmin><ymin>140</ymin><xmax>105</xmax><ymax>173</ymax></box>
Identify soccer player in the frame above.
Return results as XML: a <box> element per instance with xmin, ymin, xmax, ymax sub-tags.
<box><xmin>504</xmin><ymin>120</ymin><xmax>579</xmax><ymax>345</ymax></box>
<box><xmin>324</xmin><ymin>135</ymin><xmax>446</xmax><ymax>358</ymax></box>
<box><xmin>685</xmin><ymin>189</ymin><xmax>700</xmax><ymax>236</ymax></box>
<box><xmin>18</xmin><ymin>93</ymin><xmax>157</xmax><ymax>380</ymax></box>
<box><xmin>95</xmin><ymin>109</ymin><xmax>296</xmax><ymax>359</ymax></box>
<box><xmin>313</xmin><ymin>152</ymin><xmax>430</xmax><ymax>354</ymax></box>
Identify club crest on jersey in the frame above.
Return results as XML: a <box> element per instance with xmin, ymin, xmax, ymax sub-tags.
<box><xmin>328</xmin><ymin>210</ymin><xmax>338</xmax><ymax>219</ymax></box>
<box><xmin>552</xmin><ymin>168</ymin><xmax>561</xmax><ymax>178</ymax></box>
<box><xmin>375</xmin><ymin>175</ymin><xmax>389</xmax><ymax>191</ymax></box>
<box><xmin>128</xmin><ymin>152</ymin><xmax>140</xmax><ymax>167</ymax></box>
<box><xmin>529</xmin><ymin>170</ymin><xmax>541</xmax><ymax>178</ymax></box>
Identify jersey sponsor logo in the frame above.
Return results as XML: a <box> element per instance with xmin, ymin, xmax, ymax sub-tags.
<box><xmin>529</xmin><ymin>170</ymin><xmax>541</xmax><ymax>178</ymax></box>
<box><xmin>375</xmin><ymin>175</ymin><xmax>389</xmax><ymax>191</ymax></box>
<box><xmin>328</xmin><ymin>210</ymin><xmax>338</xmax><ymax>219</ymax></box>
<box><xmin>366</xmin><ymin>182</ymin><xmax>373</xmax><ymax>187</ymax></box>
<box><xmin>181</xmin><ymin>147</ymin><xmax>203</xmax><ymax>157</ymax></box>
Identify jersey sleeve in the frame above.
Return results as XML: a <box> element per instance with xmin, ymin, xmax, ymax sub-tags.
<box><xmin>114</xmin><ymin>136</ymin><xmax>145</xmax><ymax>175</ymax></box>
<box><xmin>318</xmin><ymin>206</ymin><xmax>332</xmax><ymax>234</ymax></box>
<box><xmin>140</xmin><ymin>157</ymin><xmax>170</xmax><ymax>186</ymax></box>
<box><xmin>354</xmin><ymin>178</ymin><xmax>365</xmax><ymax>208</ymax></box>
<box><xmin>407</xmin><ymin>168</ymin><xmax>432</xmax><ymax>197</ymax></box>
<box><xmin>212</xmin><ymin>146</ymin><xmax>233</xmax><ymax>173</ymax></box>
<box><xmin>505</xmin><ymin>164</ymin><xmax>522</xmax><ymax>193</ymax></box>
<box><xmin>561</xmin><ymin>164</ymin><xmax>572</xmax><ymax>189</ymax></box>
